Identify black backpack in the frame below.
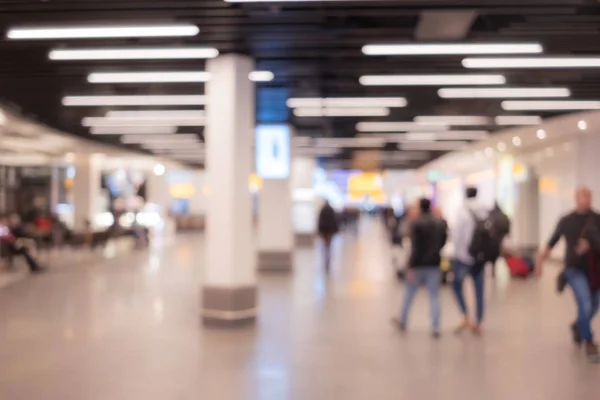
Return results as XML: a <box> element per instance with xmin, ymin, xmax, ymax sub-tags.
<box><xmin>468</xmin><ymin>210</ymin><xmax>500</xmax><ymax>263</ymax></box>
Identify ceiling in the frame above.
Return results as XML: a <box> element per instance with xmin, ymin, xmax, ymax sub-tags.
<box><xmin>1</xmin><ymin>0</ymin><xmax>600</xmax><ymax>169</ymax></box>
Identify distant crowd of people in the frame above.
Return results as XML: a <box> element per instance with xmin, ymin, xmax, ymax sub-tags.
<box><xmin>316</xmin><ymin>185</ymin><xmax>600</xmax><ymax>364</ymax></box>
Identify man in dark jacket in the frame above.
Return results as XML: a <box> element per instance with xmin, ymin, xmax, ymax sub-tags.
<box><xmin>317</xmin><ymin>200</ymin><xmax>339</xmax><ymax>272</ymax></box>
<box><xmin>536</xmin><ymin>187</ymin><xmax>600</xmax><ymax>362</ymax></box>
<box><xmin>393</xmin><ymin>198</ymin><xmax>447</xmax><ymax>338</ymax></box>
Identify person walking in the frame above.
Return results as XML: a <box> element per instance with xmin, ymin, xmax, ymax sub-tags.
<box><xmin>393</xmin><ymin>198</ymin><xmax>448</xmax><ymax>338</ymax></box>
<box><xmin>536</xmin><ymin>187</ymin><xmax>600</xmax><ymax>363</ymax></box>
<box><xmin>451</xmin><ymin>187</ymin><xmax>492</xmax><ymax>336</ymax></box>
<box><xmin>317</xmin><ymin>200</ymin><xmax>339</xmax><ymax>272</ymax></box>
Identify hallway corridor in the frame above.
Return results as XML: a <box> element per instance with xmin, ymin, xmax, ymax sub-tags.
<box><xmin>0</xmin><ymin>221</ymin><xmax>598</xmax><ymax>399</ymax></box>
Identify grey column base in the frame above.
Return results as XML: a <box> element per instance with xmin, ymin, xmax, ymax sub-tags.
<box><xmin>258</xmin><ymin>250</ymin><xmax>293</xmax><ymax>272</ymax></box>
<box><xmin>201</xmin><ymin>285</ymin><xmax>257</xmax><ymax>327</ymax></box>
<box><xmin>295</xmin><ymin>233</ymin><xmax>316</xmax><ymax>246</ymax></box>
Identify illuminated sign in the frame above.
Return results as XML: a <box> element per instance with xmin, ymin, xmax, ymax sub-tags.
<box><xmin>256</xmin><ymin>124</ymin><xmax>291</xmax><ymax>179</ymax></box>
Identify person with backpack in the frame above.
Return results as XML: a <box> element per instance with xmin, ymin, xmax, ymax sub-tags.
<box><xmin>393</xmin><ymin>198</ymin><xmax>448</xmax><ymax>338</ymax></box>
<box><xmin>450</xmin><ymin>187</ymin><xmax>494</xmax><ymax>336</ymax></box>
<box><xmin>535</xmin><ymin>187</ymin><xmax>600</xmax><ymax>363</ymax></box>
<box><xmin>488</xmin><ymin>202</ymin><xmax>511</xmax><ymax>278</ymax></box>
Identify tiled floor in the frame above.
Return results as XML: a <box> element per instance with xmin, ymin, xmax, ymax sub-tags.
<box><xmin>0</xmin><ymin>220</ymin><xmax>598</xmax><ymax>399</ymax></box>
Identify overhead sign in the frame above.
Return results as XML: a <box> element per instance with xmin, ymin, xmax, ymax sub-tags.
<box><xmin>256</xmin><ymin>124</ymin><xmax>291</xmax><ymax>180</ymax></box>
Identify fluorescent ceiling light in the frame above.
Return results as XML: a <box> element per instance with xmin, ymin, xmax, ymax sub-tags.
<box><xmin>90</xmin><ymin>126</ymin><xmax>177</xmax><ymax>135</ymax></box>
<box><xmin>414</xmin><ymin>116</ymin><xmax>491</xmax><ymax>125</ymax></box>
<box><xmin>498</xmin><ymin>115</ymin><xmax>543</xmax><ymax>127</ymax></box>
<box><xmin>362</xmin><ymin>43</ymin><xmax>542</xmax><ymax>56</ymax></box>
<box><xmin>399</xmin><ymin>141</ymin><xmax>468</xmax><ymax>151</ymax></box>
<box><xmin>315</xmin><ymin>137</ymin><xmax>386</xmax><ymax>148</ymax></box>
<box><xmin>286</xmin><ymin>97</ymin><xmax>407</xmax><ymax>108</ymax></box>
<box><xmin>88</xmin><ymin>71</ymin><xmax>210</xmax><ymax>83</ymax></box>
<box><xmin>63</xmin><ymin>95</ymin><xmax>206</xmax><ymax>106</ymax></box>
<box><xmin>7</xmin><ymin>24</ymin><xmax>199</xmax><ymax>40</ymax></box>
<box><xmin>249</xmin><ymin>71</ymin><xmax>274</xmax><ymax>82</ymax></box>
<box><xmin>356</xmin><ymin>122</ymin><xmax>448</xmax><ymax>132</ymax></box>
<box><xmin>405</xmin><ymin>131</ymin><xmax>488</xmax><ymax>140</ymax></box>
<box><xmin>495</xmin><ymin>115</ymin><xmax>542</xmax><ymax>125</ymax></box>
<box><xmin>82</xmin><ymin>117</ymin><xmax>205</xmax><ymax>127</ymax></box>
<box><xmin>360</xmin><ymin>74</ymin><xmax>505</xmax><ymax>86</ymax></box>
<box><xmin>438</xmin><ymin>87</ymin><xmax>571</xmax><ymax>99</ymax></box>
<box><xmin>141</xmin><ymin>142</ymin><xmax>204</xmax><ymax>149</ymax></box>
<box><xmin>120</xmin><ymin>134</ymin><xmax>200</xmax><ymax>144</ymax></box>
<box><xmin>50</xmin><ymin>47</ymin><xmax>218</xmax><ymax>61</ymax></box>
<box><xmin>463</xmin><ymin>57</ymin><xmax>600</xmax><ymax>69</ymax></box>
<box><xmin>501</xmin><ymin>101</ymin><xmax>600</xmax><ymax>111</ymax></box>
<box><xmin>106</xmin><ymin>110</ymin><xmax>205</xmax><ymax>119</ymax></box>
<box><xmin>293</xmin><ymin>107</ymin><xmax>390</xmax><ymax>117</ymax></box>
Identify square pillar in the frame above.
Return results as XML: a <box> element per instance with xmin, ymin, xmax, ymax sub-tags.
<box><xmin>258</xmin><ymin>179</ymin><xmax>294</xmax><ymax>271</ymax></box>
<box><xmin>73</xmin><ymin>154</ymin><xmax>102</xmax><ymax>231</ymax></box>
<box><xmin>202</xmin><ymin>54</ymin><xmax>257</xmax><ymax>326</ymax></box>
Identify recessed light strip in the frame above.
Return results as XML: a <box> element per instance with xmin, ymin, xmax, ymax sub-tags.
<box><xmin>7</xmin><ymin>24</ymin><xmax>199</xmax><ymax>39</ymax></box>
<box><xmin>286</xmin><ymin>97</ymin><xmax>407</xmax><ymax>108</ymax></box>
<box><xmin>63</xmin><ymin>95</ymin><xmax>206</xmax><ymax>106</ymax></box>
<box><xmin>90</xmin><ymin>126</ymin><xmax>177</xmax><ymax>135</ymax></box>
<box><xmin>362</xmin><ymin>43</ymin><xmax>543</xmax><ymax>56</ymax></box>
<box><xmin>88</xmin><ymin>72</ymin><xmax>211</xmax><ymax>83</ymax></box>
<box><xmin>463</xmin><ymin>57</ymin><xmax>600</xmax><ymax>69</ymax></box>
<box><xmin>50</xmin><ymin>47</ymin><xmax>219</xmax><ymax>60</ymax></box>
<box><xmin>399</xmin><ymin>141</ymin><xmax>469</xmax><ymax>151</ymax></box>
<box><xmin>360</xmin><ymin>74</ymin><xmax>505</xmax><ymax>86</ymax></box>
<box><xmin>106</xmin><ymin>110</ymin><xmax>205</xmax><ymax>119</ymax></box>
<box><xmin>356</xmin><ymin>122</ymin><xmax>448</xmax><ymax>132</ymax></box>
<box><xmin>414</xmin><ymin>116</ymin><xmax>491</xmax><ymax>125</ymax></box>
<box><xmin>438</xmin><ymin>87</ymin><xmax>571</xmax><ymax>98</ymax></box>
<box><xmin>501</xmin><ymin>101</ymin><xmax>600</xmax><ymax>111</ymax></box>
<box><xmin>495</xmin><ymin>115</ymin><xmax>542</xmax><ymax>125</ymax></box>
<box><xmin>82</xmin><ymin>117</ymin><xmax>205</xmax><ymax>127</ymax></box>
<box><xmin>249</xmin><ymin>71</ymin><xmax>275</xmax><ymax>82</ymax></box>
<box><xmin>293</xmin><ymin>107</ymin><xmax>390</xmax><ymax>117</ymax></box>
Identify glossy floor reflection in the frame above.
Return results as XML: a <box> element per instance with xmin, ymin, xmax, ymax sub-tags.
<box><xmin>0</xmin><ymin>220</ymin><xmax>598</xmax><ymax>399</ymax></box>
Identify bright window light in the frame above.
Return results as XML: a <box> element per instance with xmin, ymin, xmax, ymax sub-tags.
<box><xmin>501</xmin><ymin>101</ymin><xmax>600</xmax><ymax>111</ymax></box>
<box><xmin>286</xmin><ymin>97</ymin><xmax>407</xmax><ymax>108</ymax></box>
<box><xmin>82</xmin><ymin>117</ymin><xmax>205</xmax><ymax>127</ymax></box>
<box><xmin>50</xmin><ymin>47</ymin><xmax>218</xmax><ymax>60</ymax></box>
<box><xmin>463</xmin><ymin>57</ymin><xmax>600</xmax><ymax>69</ymax></box>
<box><xmin>63</xmin><ymin>95</ymin><xmax>206</xmax><ymax>106</ymax></box>
<box><xmin>438</xmin><ymin>87</ymin><xmax>571</xmax><ymax>99</ymax></box>
<box><xmin>90</xmin><ymin>126</ymin><xmax>177</xmax><ymax>135</ymax></box>
<box><xmin>414</xmin><ymin>116</ymin><xmax>491</xmax><ymax>125</ymax></box>
<box><xmin>359</xmin><ymin>74</ymin><xmax>505</xmax><ymax>86</ymax></box>
<box><xmin>293</xmin><ymin>107</ymin><xmax>390</xmax><ymax>117</ymax></box>
<box><xmin>398</xmin><ymin>141</ymin><xmax>468</xmax><ymax>151</ymax></box>
<box><xmin>249</xmin><ymin>71</ymin><xmax>275</xmax><ymax>82</ymax></box>
<box><xmin>88</xmin><ymin>71</ymin><xmax>210</xmax><ymax>83</ymax></box>
<box><xmin>362</xmin><ymin>43</ymin><xmax>542</xmax><ymax>56</ymax></box>
<box><xmin>7</xmin><ymin>24</ymin><xmax>199</xmax><ymax>40</ymax></box>
<box><xmin>106</xmin><ymin>110</ymin><xmax>205</xmax><ymax>119</ymax></box>
<box><xmin>356</xmin><ymin>122</ymin><xmax>448</xmax><ymax>132</ymax></box>
<box><xmin>495</xmin><ymin>115</ymin><xmax>542</xmax><ymax>125</ymax></box>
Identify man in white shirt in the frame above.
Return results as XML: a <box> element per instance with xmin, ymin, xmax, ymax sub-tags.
<box><xmin>451</xmin><ymin>187</ymin><xmax>490</xmax><ymax>335</ymax></box>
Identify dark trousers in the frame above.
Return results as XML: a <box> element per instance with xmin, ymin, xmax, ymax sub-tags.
<box><xmin>6</xmin><ymin>241</ymin><xmax>41</xmax><ymax>272</ymax></box>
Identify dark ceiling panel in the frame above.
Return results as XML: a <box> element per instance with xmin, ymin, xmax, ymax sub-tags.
<box><xmin>0</xmin><ymin>0</ymin><xmax>598</xmax><ymax>168</ymax></box>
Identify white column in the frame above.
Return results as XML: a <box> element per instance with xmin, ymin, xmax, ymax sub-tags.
<box><xmin>258</xmin><ymin>178</ymin><xmax>294</xmax><ymax>271</ymax></box>
<box><xmin>146</xmin><ymin>171</ymin><xmax>171</xmax><ymax>213</ymax></box>
<box><xmin>291</xmin><ymin>156</ymin><xmax>318</xmax><ymax>244</ymax></box>
<box><xmin>202</xmin><ymin>54</ymin><xmax>256</xmax><ymax>325</ymax></box>
<box><xmin>72</xmin><ymin>154</ymin><xmax>102</xmax><ymax>231</ymax></box>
